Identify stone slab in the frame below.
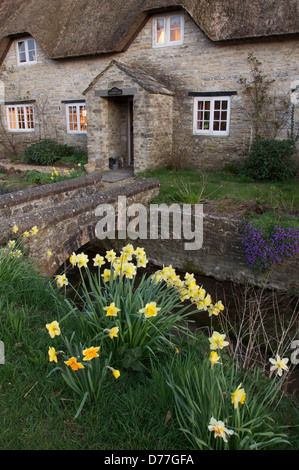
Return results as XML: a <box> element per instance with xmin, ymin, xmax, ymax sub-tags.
<box><xmin>101</xmin><ymin>169</ymin><xmax>134</xmax><ymax>182</ymax></box>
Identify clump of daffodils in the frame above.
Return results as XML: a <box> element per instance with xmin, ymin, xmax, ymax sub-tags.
<box><xmin>152</xmin><ymin>266</ymin><xmax>224</xmax><ymax>315</ymax></box>
<box><xmin>68</xmin><ymin>244</ymin><xmax>148</xmax><ymax>279</ymax></box>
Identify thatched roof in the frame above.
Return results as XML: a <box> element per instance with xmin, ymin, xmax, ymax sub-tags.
<box><xmin>0</xmin><ymin>0</ymin><xmax>298</xmax><ymax>63</ymax></box>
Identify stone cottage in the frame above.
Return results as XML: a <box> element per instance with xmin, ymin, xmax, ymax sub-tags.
<box><xmin>0</xmin><ymin>0</ymin><xmax>298</xmax><ymax>173</ymax></box>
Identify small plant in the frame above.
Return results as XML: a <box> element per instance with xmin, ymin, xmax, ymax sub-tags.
<box><xmin>240</xmin><ymin>136</ymin><xmax>298</xmax><ymax>181</ymax></box>
<box><xmin>166</xmin><ymin>351</ymin><xmax>291</xmax><ymax>450</ymax></box>
<box><xmin>22</xmin><ymin>140</ymin><xmax>86</xmax><ymax>166</ymax></box>
<box><xmin>242</xmin><ymin>219</ymin><xmax>299</xmax><ymax>272</ymax></box>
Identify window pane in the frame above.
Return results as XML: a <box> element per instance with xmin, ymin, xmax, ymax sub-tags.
<box><xmin>18</xmin><ymin>41</ymin><xmax>26</xmax><ymax>62</ymax></box>
<box><xmin>79</xmin><ymin>106</ymin><xmax>87</xmax><ymax>131</ymax></box>
<box><xmin>26</xmin><ymin>106</ymin><xmax>34</xmax><ymax>129</ymax></box>
<box><xmin>17</xmin><ymin>107</ymin><xmax>25</xmax><ymax>129</ymax></box>
<box><xmin>196</xmin><ymin>100</ymin><xmax>210</xmax><ymax>131</ymax></box>
<box><xmin>156</xmin><ymin>18</ymin><xmax>165</xmax><ymax>44</ymax></box>
<box><xmin>220</xmin><ymin>121</ymin><xmax>227</xmax><ymax>131</ymax></box>
<box><xmin>170</xmin><ymin>16</ymin><xmax>181</xmax><ymax>42</ymax></box>
<box><xmin>8</xmin><ymin>107</ymin><xmax>17</xmax><ymax>129</ymax></box>
<box><xmin>27</xmin><ymin>39</ymin><xmax>36</xmax><ymax>61</ymax></box>
<box><xmin>221</xmin><ymin>111</ymin><xmax>227</xmax><ymax>120</ymax></box>
<box><xmin>214</xmin><ymin>100</ymin><xmax>221</xmax><ymax>110</ymax></box>
<box><xmin>68</xmin><ymin>106</ymin><xmax>77</xmax><ymax>131</ymax></box>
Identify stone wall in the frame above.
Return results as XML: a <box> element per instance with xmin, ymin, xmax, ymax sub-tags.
<box><xmin>102</xmin><ymin>209</ymin><xmax>299</xmax><ymax>292</ymax></box>
<box><xmin>0</xmin><ymin>10</ymin><xmax>298</xmax><ymax>168</ymax></box>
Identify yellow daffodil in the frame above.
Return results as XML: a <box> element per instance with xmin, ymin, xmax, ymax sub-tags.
<box><xmin>105</xmin><ymin>249</ymin><xmax>116</xmax><ymax>262</ymax></box>
<box><xmin>136</xmin><ymin>255</ymin><xmax>148</xmax><ymax>268</ymax></box>
<box><xmin>93</xmin><ymin>254</ymin><xmax>105</xmax><ymax>267</ymax></box>
<box><xmin>139</xmin><ymin>302</ymin><xmax>161</xmax><ymax>318</ymax></box>
<box><xmin>7</xmin><ymin>240</ymin><xmax>16</xmax><ymax>248</ymax></box>
<box><xmin>196</xmin><ymin>294</ymin><xmax>212</xmax><ymax>311</ymax></box>
<box><xmin>76</xmin><ymin>252</ymin><xmax>89</xmax><ymax>268</ymax></box>
<box><xmin>209</xmin><ymin>351</ymin><xmax>221</xmax><ymax>367</ymax></box>
<box><xmin>104</xmin><ymin>327</ymin><xmax>119</xmax><ymax>339</ymax></box>
<box><xmin>231</xmin><ymin>383</ymin><xmax>246</xmax><ymax>409</ymax></box>
<box><xmin>46</xmin><ymin>320</ymin><xmax>61</xmax><ymax>338</ymax></box>
<box><xmin>69</xmin><ymin>252</ymin><xmax>78</xmax><ymax>266</ymax></box>
<box><xmin>208</xmin><ymin>300</ymin><xmax>225</xmax><ymax>317</ymax></box>
<box><xmin>124</xmin><ymin>262</ymin><xmax>137</xmax><ymax>279</ymax></box>
<box><xmin>55</xmin><ymin>274</ymin><xmax>68</xmax><ymax>288</ymax></box>
<box><xmin>134</xmin><ymin>247</ymin><xmax>146</xmax><ymax>258</ymax></box>
<box><xmin>82</xmin><ymin>346</ymin><xmax>100</xmax><ymax>361</ymax></box>
<box><xmin>175</xmin><ymin>347</ymin><xmax>180</xmax><ymax>354</ymax></box>
<box><xmin>12</xmin><ymin>224</ymin><xmax>19</xmax><ymax>233</ymax></box>
<box><xmin>30</xmin><ymin>226</ymin><xmax>38</xmax><ymax>235</ymax></box>
<box><xmin>103</xmin><ymin>302</ymin><xmax>120</xmax><ymax>317</ymax></box>
<box><xmin>48</xmin><ymin>346</ymin><xmax>58</xmax><ymax>363</ymax></box>
<box><xmin>64</xmin><ymin>357</ymin><xmax>84</xmax><ymax>371</ymax></box>
<box><xmin>101</xmin><ymin>269</ymin><xmax>111</xmax><ymax>282</ymax></box>
<box><xmin>208</xmin><ymin>417</ymin><xmax>234</xmax><ymax>443</ymax></box>
<box><xmin>107</xmin><ymin>366</ymin><xmax>120</xmax><ymax>379</ymax></box>
<box><xmin>209</xmin><ymin>331</ymin><xmax>229</xmax><ymax>350</ymax></box>
<box><xmin>269</xmin><ymin>355</ymin><xmax>289</xmax><ymax>377</ymax></box>
<box><xmin>23</xmin><ymin>231</ymin><xmax>30</xmax><ymax>238</ymax></box>
<box><xmin>47</xmin><ymin>251</ymin><xmax>53</xmax><ymax>257</ymax></box>
<box><xmin>121</xmin><ymin>244</ymin><xmax>135</xmax><ymax>260</ymax></box>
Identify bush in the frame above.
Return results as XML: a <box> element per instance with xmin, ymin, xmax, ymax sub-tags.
<box><xmin>240</xmin><ymin>137</ymin><xmax>298</xmax><ymax>181</ymax></box>
<box><xmin>22</xmin><ymin>140</ymin><xmax>86</xmax><ymax>166</ymax></box>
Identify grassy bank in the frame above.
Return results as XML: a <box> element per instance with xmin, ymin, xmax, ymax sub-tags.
<box><xmin>137</xmin><ymin>168</ymin><xmax>299</xmax><ymax>213</ymax></box>
<box><xmin>0</xmin><ymin>235</ymin><xmax>298</xmax><ymax>450</ymax></box>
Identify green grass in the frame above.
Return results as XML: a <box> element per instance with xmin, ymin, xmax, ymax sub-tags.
<box><xmin>137</xmin><ymin>168</ymin><xmax>299</xmax><ymax>213</ymax></box>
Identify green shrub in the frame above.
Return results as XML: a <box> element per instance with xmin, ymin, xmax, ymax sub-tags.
<box><xmin>22</xmin><ymin>140</ymin><xmax>86</xmax><ymax>166</ymax></box>
<box><xmin>26</xmin><ymin>170</ymin><xmax>52</xmax><ymax>185</ymax></box>
<box><xmin>240</xmin><ymin>137</ymin><xmax>298</xmax><ymax>181</ymax></box>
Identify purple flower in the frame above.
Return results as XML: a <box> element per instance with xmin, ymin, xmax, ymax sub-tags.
<box><xmin>242</xmin><ymin>223</ymin><xmax>299</xmax><ymax>272</ymax></box>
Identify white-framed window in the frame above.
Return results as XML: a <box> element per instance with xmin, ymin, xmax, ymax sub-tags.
<box><xmin>193</xmin><ymin>96</ymin><xmax>231</xmax><ymax>136</ymax></box>
<box><xmin>66</xmin><ymin>103</ymin><xmax>87</xmax><ymax>134</ymax></box>
<box><xmin>17</xmin><ymin>38</ymin><xmax>37</xmax><ymax>65</ymax></box>
<box><xmin>6</xmin><ymin>104</ymin><xmax>35</xmax><ymax>132</ymax></box>
<box><xmin>153</xmin><ymin>13</ymin><xmax>184</xmax><ymax>47</ymax></box>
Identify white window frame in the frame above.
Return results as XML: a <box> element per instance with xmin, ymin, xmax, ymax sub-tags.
<box><xmin>6</xmin><ymin>104</ymin><xmax>35</xmax><ymax>132</ymax></box>
<box><xmin>193</xmin><ymin>96</ymin><xmax>231</xmax><ymax>136</ymax></box>
<box><xmin>16</xmin><ymin>38</ymin><xmax>37</xmax><ymax>66</ymax></box>
<box><xmin>152</xmin><ymin>13</ymin><xmax>184</xmax><ymax>48</ymax></box>
<box><xmin>66</xmin><ymin>103</ymin><xmax>87</xmax><ymax>134</ymax></box>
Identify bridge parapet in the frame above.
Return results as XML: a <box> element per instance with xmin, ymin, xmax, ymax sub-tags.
<box><xmin>0</xmin><ymin>175</ymin><xmax>161</xmax><ymax>275</ymax></box>
<box><xmin>0</xmin><ymin>171</ymin><xmax>103</xmax><ymax>222</ymax></box>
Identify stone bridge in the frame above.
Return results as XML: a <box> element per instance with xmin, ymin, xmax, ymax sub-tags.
<box><xmin>0</xmin><ymin>171</ymin><xmax>160</xmax><ymax>275</ymax></box>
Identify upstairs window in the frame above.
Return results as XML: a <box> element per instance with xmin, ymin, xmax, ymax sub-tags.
<box><xmin>66</xmin><ymin>103</ymin><xmax>87</xmax><ymax>133</ymax></box>
<box><xmin>17</xmin><ymin>38</ymin><xmax>37</xmax><ymax>65</ymax></box>
<box><xmin>7</xmin><ymin>105</ymin><xmax>35</xmax><ymax>132</ymax></box>
<box><xmin>153</xmin><ymin>13</ymin><xmax>184</xmax><ymax>47</ymax></box>
<box><xmin>193</xmin><ymin>96</ymin><xmax>231</xmax><ymax>136</ymax></box>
